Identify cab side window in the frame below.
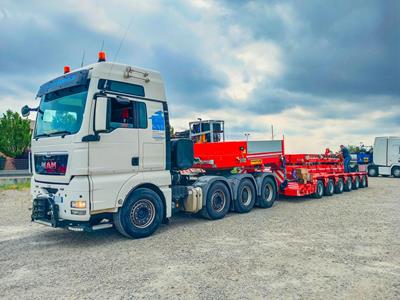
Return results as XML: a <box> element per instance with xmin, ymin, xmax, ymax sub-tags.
<box><xmin>109</xmin><ymin>99</ymin><xmax>134</xmax><ymax>129</ymax></box>
<box><xmin>137</xmin><ymin>101</ymin><xmax>147</xmax><ymax>129</ymax></box>
<box><xmin>108</xmin><ymin>98</ymin><xmax>147</xmax><ymax>129</ymax></box>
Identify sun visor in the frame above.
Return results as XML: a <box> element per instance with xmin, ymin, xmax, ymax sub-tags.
<box><xmin>37</xmin><ymin>69</ymin><xmax>89</xmax><ymax>97</ymax></box>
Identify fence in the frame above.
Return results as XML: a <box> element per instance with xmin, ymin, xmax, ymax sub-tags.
<box><xmin>0</xmin><ymin>158</ymin><xmax>30</xmax><ymax>173</ymax></box>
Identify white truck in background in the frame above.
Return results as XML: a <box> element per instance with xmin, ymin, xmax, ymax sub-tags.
<box><xmin>368</xmin><ymin>137</ymin><xmax>400</xmax><ymax>178</ymax></box>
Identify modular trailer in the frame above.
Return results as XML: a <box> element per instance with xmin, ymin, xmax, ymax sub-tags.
<box><xmin>22</xmin><ymin>54</ymin><xmax>368</xmax><ymax>238</ymax></box>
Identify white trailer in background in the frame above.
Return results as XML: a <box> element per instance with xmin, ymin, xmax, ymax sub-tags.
<box><xmin>368</xmin><ymin>137</ymin><xmax>400</xmax><ymax>178</ymax></box>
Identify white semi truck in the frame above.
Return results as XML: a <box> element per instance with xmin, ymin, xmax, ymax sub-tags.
<box><xmin>368</xmin><ymin>137</ymin><xmax>400</xmax><ymax>178</ymax></box>
<box><xmin>21</xmin><ymin>53</ymin><xmax>282</xmax><ymax>238</ymax></box>
<box><xmin>22</xmin><ymin>52</ymin><xmax>368</xmax><ymax>239</ymax></box>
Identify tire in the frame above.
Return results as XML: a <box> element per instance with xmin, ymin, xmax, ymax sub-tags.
<box><xmin>335</xmin><ymin>178</ymin><xmax>344</xmax><ymax>194</ymax></box>
<box><xmin>113</xmin><ymin>209</ymin><xmax>131</xmax><ymax>238</ymax></box>
<box><xmin>324</xmin><ymin>179</ymin><xmax>335</xmax><ymax>196</ymax></box>
<box><xmin>368</xmin><ymin>166</ymin><xmax>378</xmax><ymax>177</ymax></box>
<box><xmin>344</xmin><ymin>177</ymin><xmax>352</xmax><ymax>192</ymax></box>
<box><xmin>201</xmin><ymin>181</ymin><xmax>231</xmax><ymax>220</ymax></box>
<box><xmin>234</xmin><ymin>178</ymin><xmax>256</xmax><ymax>213</ymax></box>
<box><xmin>392</xmin><ymin>166</ymin><xmax>400</xmax><ymax>178</ymax></box>
<box><xmin>359</xmin><ymin>175</ymin><xmax>367</xmax><ymax>188</ymax></box>
<box><xmin>353</xmin><ymin>176</ymin><xmax>360</xmax><ymax>190</ymax></box>
<box><xmin>114</xmin><ymin>188</ymin><xmax>164</xmax><ymax>239</ymax></box>
<box><xmin>312</xmin><ymin>180</ymin><xmax>324</xmax><ymax>199</ymax></box>
<box><xmin>256</xmin><ymin>177</ymin><xmax>277</xmax><ymax>208</ymax></box>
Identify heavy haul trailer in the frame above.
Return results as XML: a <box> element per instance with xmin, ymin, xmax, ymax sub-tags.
<box><xmin>22</xmin><ymin>53</ymin><xmax>367</xmax><ymax>239</ymax></box>
<box><xmin>192</xmin><ymin>137</ymin><xmax>368</xmax><ymax>199</ymax></box>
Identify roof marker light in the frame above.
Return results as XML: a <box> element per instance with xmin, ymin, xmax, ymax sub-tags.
<box><xmin>64</xmin><ymin>66</ymin><xmax>70</xmax><ymax>74</ymax></box>
<box><xmin>98</xmin><ymin>51</ymin><xmax>106</xmax><ymax>62</ymax></box>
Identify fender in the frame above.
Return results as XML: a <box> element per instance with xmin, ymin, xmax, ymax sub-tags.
<box><xmin>193</xmin><ymin>176</ymin><xmax>233</xmax><ymax>206</ymax></box>
<box><xmin>116</xmin><ymin>170</ymin><xmax>172</xmax><ymax>217</ymax></box>
<box><xmin>226</xmin><ymin>173</ymin><xmax>257</xmax><ymax>201</ymax></box>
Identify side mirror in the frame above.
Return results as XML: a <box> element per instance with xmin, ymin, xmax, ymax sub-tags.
<box><xmin>21</xmin><ymin>105</ymin><xmax>31</xmax><ymax>117</ymax></box>
<box><xmin>95</xmin><ymin>96</ymin><xmax>108</xmax><ymax>132</ymax></box>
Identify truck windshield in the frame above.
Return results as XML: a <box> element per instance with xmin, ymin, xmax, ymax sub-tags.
<box><xmin>35</xmin><ymin>85</ymin><xmax>88</xmax><ymax>138</ymax></box>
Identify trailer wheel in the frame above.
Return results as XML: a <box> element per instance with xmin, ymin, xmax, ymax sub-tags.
<box><xmin>114</xmin><ymin>188</ymin><xmax>164</xmax><ymax>239</ymax></box>
<box><xmin>368</xmin><ymin>166</ymin><xmax>378</xmax><ymax>177</ymax></box>
<box><xmin>201</xmin><ymin>181</ymin><xmax>231</xmax><ymax>220</ymax></box>
<box><xmin>392</xmin><ymin>167</ymin><xmax>400</xmax><ymax>178</ymax></box>
<box><xmin>335</xmin><ymin>178</ymin><xmax>344</xmax><ymax>194</ymax></box>
<box><xmin>359</xmin><ymin>175</ymin><xmax>367</xmax><ymax>188</ymax></box>
<box><xmin>344</xmin><ymin>178</ymin><xmax>352</xmax><ymax>192</ymax></box>
<box><xmin>257</xmin><ymin>177</ymin><xmax>277</xmax><ymax>208</ymax></box>
<box><xmin>312</xmin><ymin>180</ymin><xmax>324</xmax><ymax>199</ymax></box>
<box><xmin>234</xmin><ymin>179</ymin><xmax>256</xmax><ymax>213</ymax></box>
<box><xmin>324</xmin><ymin>179</ymin><xmax>335</xmax><ymax>196</ymax></box>
<box><xmin>353</xmin><ymin>176</ymin><xmax>360</xmax><ymax>190</ymax></box>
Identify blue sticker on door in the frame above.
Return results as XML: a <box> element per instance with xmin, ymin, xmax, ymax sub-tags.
<box><xmin>149</xmin><ymin>110</ymin><xmax>165</xmax><ymax>139</ymax></box>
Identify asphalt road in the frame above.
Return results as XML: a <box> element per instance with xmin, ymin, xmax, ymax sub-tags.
<box><xmin>0</xmin><ymin>177</ymin><xmax>399</xmax><ymax>299</ymax></box>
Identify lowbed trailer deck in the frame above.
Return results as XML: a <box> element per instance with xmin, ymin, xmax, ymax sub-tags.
<box><xmin>193</xmin><ymin>139</ymin><xmax>368</xmax><ymax>198</ymax></box>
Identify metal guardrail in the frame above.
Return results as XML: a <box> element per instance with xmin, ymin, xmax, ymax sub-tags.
<box><xmin>0</xmin><ymin>170</ymin><xmax>32</xmax><ymax>177</ymax></box>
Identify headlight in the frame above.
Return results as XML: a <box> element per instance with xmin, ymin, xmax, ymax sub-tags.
<box><xmin>71</xmin><ymin>200</ymin><xmax>86</xmax><ymax>209</ymax></box>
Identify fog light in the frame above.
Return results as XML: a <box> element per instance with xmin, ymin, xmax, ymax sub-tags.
<box><xmin>71</xmin><ymin>201</ymin><xmax>86</xmax><ymax>209</ymax></box>
<box><xmin>71</xmin><ymin>209</ymin><xmax>86</xmax><ymax>215</ymax></box>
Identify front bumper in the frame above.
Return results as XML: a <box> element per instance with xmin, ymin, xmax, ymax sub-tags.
<box><xmin>31</xmin><ymin>194</ymin><xmax>113</xmax><ymax>232</ymax></box>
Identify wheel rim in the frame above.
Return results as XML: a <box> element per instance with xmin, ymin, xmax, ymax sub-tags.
<box><xmin>130</xmin><ymin>199</ymin><xmax>155</xmax><ymax>229</ymax></box>
<box><xmin>394</xmin><ymin>169</ymin><xmax>400</xmax><ymax>177</ymax></box>
<box><xmin>211</xmin><ymin>190</ymin><xmax>226</xmax><ymax>212</ymax></box>
<box><xmin>355</xmin><ymin>178</ymin><xmax>359</xmax><ymax>188</ymax></box>
<box><xmin>347</xmin><ymin>180</ymin><xmax>352</xmax><ymax>189</ymax></box>
<box><xmin>240</xmin><ymin>186</ymin><xmax>253</xmax><ymax>206</ymax></box>
<box><xmin>264</xmin><ymin>183</ymin><xmax>273</xmax><ymax>202</ymax></box>
<box><xmin>329</xmin><ymin>182</ymin><xmax>334</xmax><ymax>193</ymax></box>
<box><xmin>369</xmin><ymin>169</ymin><xmax>376</xmax><ymax>176</ymax></box>
<box><xmin>362</xmin><ymin>176</ymin><xmax>367</xmax><ymax>185</ymax></box>
<box><xmin>318</xmin><ymin>183</ymin><xmax>323</xmax><ymax>196</ymax></box>
<box><xmin>339</xmin><ymin>180</ymin><xmax>344</xmax><ymax>191</ymax></box>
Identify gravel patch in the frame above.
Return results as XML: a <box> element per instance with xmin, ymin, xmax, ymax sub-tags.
<box><xmin>0</xmin><ymin>177</ymin><xmax>399</xmax><ymax>299</ymax></box>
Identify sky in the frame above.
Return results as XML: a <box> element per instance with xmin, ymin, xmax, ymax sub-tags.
<box><xmin>0</xmin><ymin>0</ymin><xmax>399</xmax><ymax>153</ymax></box>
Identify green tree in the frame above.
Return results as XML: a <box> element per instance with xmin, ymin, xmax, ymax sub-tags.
<box><xmin>0</xmin><ymin>110</ymin><xmax>31</xmax><ymax>158</ymax></box>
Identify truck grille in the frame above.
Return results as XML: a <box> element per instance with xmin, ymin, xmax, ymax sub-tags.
<box><xmin>34</xmin><ymin>154</ymin><xmax>68</xmax><ymax>175</ymax></box>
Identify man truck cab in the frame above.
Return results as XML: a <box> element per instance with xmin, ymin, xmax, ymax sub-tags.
<box><xmin>368</xmin><ymin>137</ymin><xmax>400</xmax><ymax>178</ymax></box>
<box><xmin>22</xmin><ymin>53</ymin><xmax>174</xmax><ymax>237</ymax></box>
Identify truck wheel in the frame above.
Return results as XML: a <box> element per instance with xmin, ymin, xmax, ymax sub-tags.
<box><xmin>353</xmin><ymin>176</ymin><xmax>360</xmax><ymax>190</ymax></box>
<box><xmin>392</xmin><ymin>167</ymin><xmax>400</xmax><ymax>178</ymax></box>
<box><xmin>257</xmin><ymin>177</ymin><xmax>277</xmax><ymax>208</ymax></box>
<box><xmin>344</xmin><ymin>178</ymin><xmax>352</xmax><ymax>191</ymax></box>
<box><xmin>368</xmin><ymin>166</ymin><xmax>378</xmax><ymax>177</ymax></box>
<box><xmin>234</xmin><ymin>178</ymin><xmax>256</xmax><ymax>213</ymax></box>
<box><xmin>324</xmin><ymin>179</ymin><xmax>334</xmax><ymax>196</ymax></box>
<box><xmin>312</xmin><ymin>180</ymin><xmax>324</xmax><ymax>199</ymax></box>
<box><xmin>201</xmin><ymin>181</ymin><xmax>231</xmax><ymax>220</ymax></box>
<box><xmin>335</xmin><ymin>178</ymin><xmax>344</xmax><ymax>194</ymax></box>
<box><xmin>359</xmin><ymin>175</ymin><xmax>367</xmax><ymax>188</ymax></box>
<box><xmin>114</xmin><ymin>188</ymin><xmax>164</xmax><ymax>239</ymax></box>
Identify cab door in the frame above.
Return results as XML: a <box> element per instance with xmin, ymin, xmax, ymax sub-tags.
<box><xmin>389</xmin><ymin>138</ymin><xmax>400</xmax><ymax>166</ymax></box>
<box><xmin>138</xmin><ymin>100</ymin><xmax>166</xmax><ymax>171</ymax></box>
<box><xmin>88</xmin><ymin>96</ymin><xmax>139</xmax><ymax>210</ymax></box>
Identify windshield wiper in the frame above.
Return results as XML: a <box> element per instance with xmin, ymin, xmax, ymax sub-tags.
<box><xmin>48</xmin><ymin>130</ymin><xmax>72</xmax><ymax>138</ymax></box>
<box><xmin>35</xmin><ymin>133</ymin><xmax>50</xmax><ymax>140</ymax></box>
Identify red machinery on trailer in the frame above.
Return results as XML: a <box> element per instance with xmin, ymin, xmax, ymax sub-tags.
<box><xmin>190</xmin><ymin>120</ymin><xmax>368</xmax><ymax>198</ymax></box>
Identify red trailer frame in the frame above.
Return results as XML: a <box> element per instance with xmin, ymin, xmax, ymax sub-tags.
<box><xmin>192</xmin><ymin>139</ymin><xmax>368</xmax><ymax>198</ymax></box>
